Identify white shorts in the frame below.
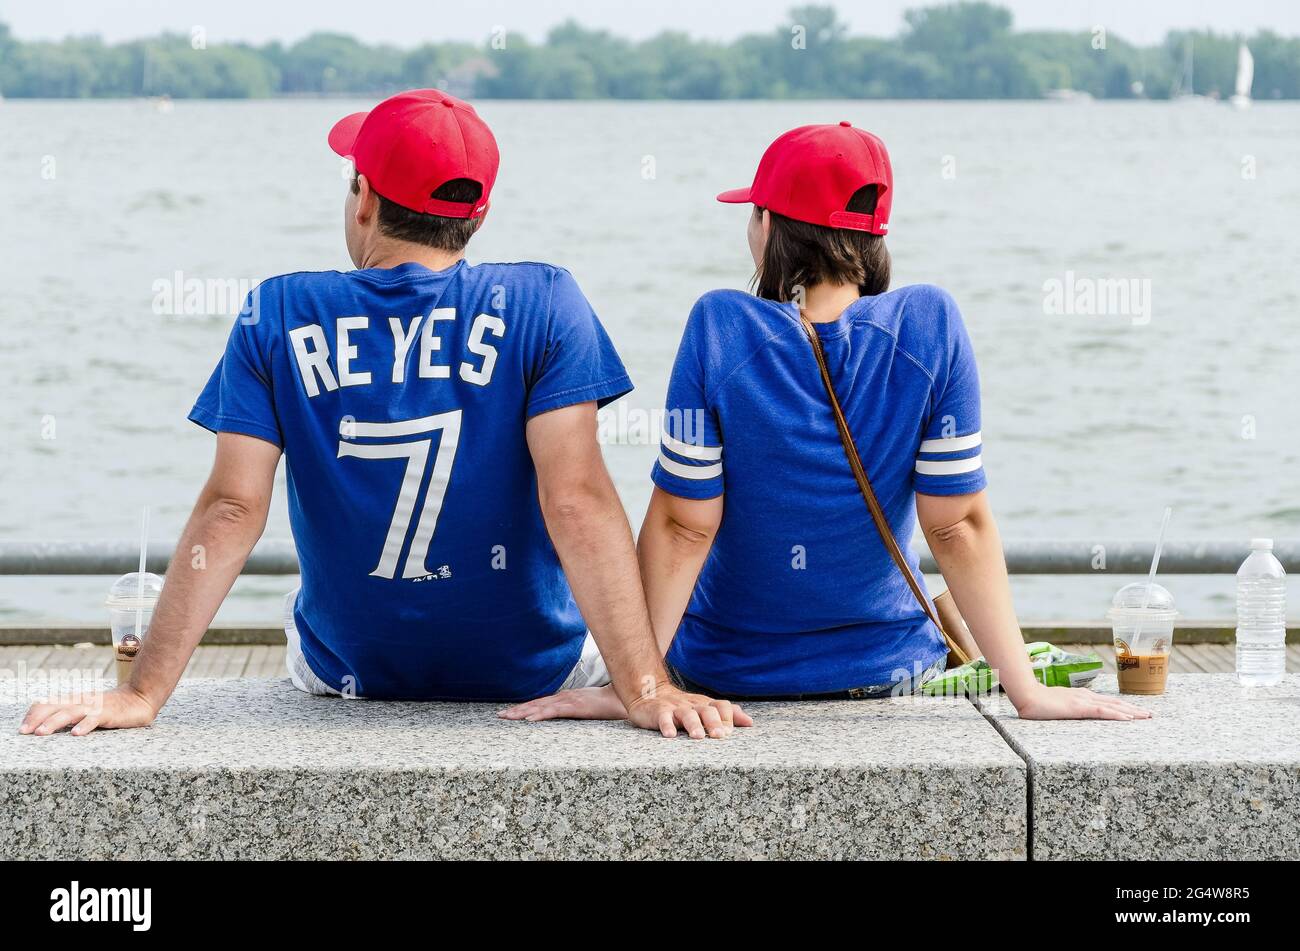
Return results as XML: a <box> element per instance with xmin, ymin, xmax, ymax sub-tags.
<box><xmin>281</xmin><ymin>590</ymin><xmax>609</xmax><ymax>698</ymax></box>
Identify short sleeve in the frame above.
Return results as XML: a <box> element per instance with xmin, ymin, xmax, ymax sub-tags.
<box><xmin>651</xmin><ymin>305</ymin><xmax>724</xmax><ymax>500</ymax></box>
<box><xmin>188</xmin><ymin>291</ymin><xmax>284</xmax><ymax>447</ymax></box>
<box><xmin>525</xmin><ymin>268</ymin><xmax>633</xmax><ymax>418</ymax></box>
<box><xmin>913</xmin><ymin>299</ymin><xmax>986</xmax><ymax>496</ymax></box>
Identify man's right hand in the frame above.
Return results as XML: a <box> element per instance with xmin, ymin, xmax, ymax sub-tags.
<box><xmin>625</xmin><ymin>682</ymin><xmax>752</xmax><ymax>739</ymax></box>
<box><xmin>19</xmin><ymin>687</ymin><xmax>158</xmax><ymax>737</ymax></box>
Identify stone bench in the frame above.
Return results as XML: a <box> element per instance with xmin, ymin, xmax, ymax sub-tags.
<box><xmin>0</xmin><ymin>677</ymin><xmax>1026</xmax><ymax>860</ymax></box>
<box><xmin>978</xmin><ymin>673</ymin><xmax>1300</xmax><ymax>860</ymax></box>
<box><xmin>9</xmin><ymin>673</ymin><xmax>1293</xmax><ymax>860</ymax></box>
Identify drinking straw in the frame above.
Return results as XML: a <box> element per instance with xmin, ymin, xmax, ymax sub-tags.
<box><xmin>135</xmin><ymin>507</ymin><xmax>150</xmax><ymax>638</ymax></box>
<box><xmin>1132</xmin><ymin>506</ymin><xmax>1173</xmax><ymax>646</ymax></box>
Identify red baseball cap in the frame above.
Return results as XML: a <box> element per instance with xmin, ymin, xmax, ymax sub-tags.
<box><xmin>717</xmin><ymin>121</ymin><xmax>892</xmax><ymax>235</ymax></box>
<box><xmin>328</xmin><ymin>89</ymin><xmax>499</xmax><ymax>219</ymax></box>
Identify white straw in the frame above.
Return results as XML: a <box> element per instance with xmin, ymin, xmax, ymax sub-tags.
<box><xmin>1132</xmin><ymin>506</ymin><xmax>1173</xmax><ymax>646</ymax></box>
<box><xmin>135</xmin><ymin>507</ymin><xmax>150</xmax><ymax>638</ymax></box>
<box><xmin>1141</xmin><ymin>506</ymin><xmax>1173</xmax><ymax>608</ymax></box>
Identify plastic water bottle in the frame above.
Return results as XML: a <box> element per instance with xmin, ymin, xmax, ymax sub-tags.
<box><xmin>1235</xmin><ymin>538</ymin><xmax>1286</xmax><ymax>686</ymax></box>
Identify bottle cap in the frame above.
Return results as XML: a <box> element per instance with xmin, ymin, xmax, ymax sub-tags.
<box><xmin>1249</xmin><ymin>538</ymin><xmax>1274</xmax><ymax>551</ymax></box>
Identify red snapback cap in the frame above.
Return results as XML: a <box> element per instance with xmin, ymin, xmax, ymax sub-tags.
<box><xmin>717</xmin><ymin>121</ymin><xmax>892</xmax><ymax>235</ymax></box>
<box><xmin>329</xmin><ymin>89</ymin><xmax>499</xmax><ymax>219</ymax></box>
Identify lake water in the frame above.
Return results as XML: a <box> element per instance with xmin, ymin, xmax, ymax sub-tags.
<box><xmin>2</xmin><ymin>99</ymin><xmax>1298</xmax><ymax>624</ymax></box>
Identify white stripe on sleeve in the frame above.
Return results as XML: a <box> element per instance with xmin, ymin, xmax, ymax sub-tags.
<box><xmin>661</xmin><ymin>433</ymin><xmax>722</xmax><ymax>461</ymax></box>
<box><xmin>914</xmin><ymin>455</ymin><xmax>982</xmax><ymax>476</ymax></box>
<box><xmin>657</xmin><ymin>452</ymin><xmax>723</xmax><ymax>481</ymax></box>
<box><xmin>918</xmin><ymin>431</ymin><xmax>982</xmax><ymax>454</ymax></box>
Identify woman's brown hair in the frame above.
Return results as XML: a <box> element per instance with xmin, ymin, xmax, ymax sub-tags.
<box><xmin>753</xmin><ymin>185</ymin><xmax>891</xmax><ymax>303</ymax></box>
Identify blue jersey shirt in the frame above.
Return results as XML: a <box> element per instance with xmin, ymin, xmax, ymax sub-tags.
<box><xmin>651</xmin><ymin>285</ymin><xmax>986</xmax><ymax>696</ymax></box>
<box><xmin>191</xmin><ymin>260</ymin><xmax>631</xmax><ymax>700</ymax></box>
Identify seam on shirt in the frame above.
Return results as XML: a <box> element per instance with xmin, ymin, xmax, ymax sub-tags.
<box><xmin>189</xmin><ymin>409</ymin><xmax>283</xmax><ymax>444</ymax></box>
<box><xmin>705</xmin><ymin>308</ymin><xmax>940</xmax><ymax>405</ymax></box>
<box><xmin>704</xmin><ymin>315</ymin><xmax>807</xmax><ymax>404</ymax></box>
<box><xmin>348</xmin><ymin>259</ymin><xmax>468</xmax><ymax>284</ymax></box>
<box><xmin>850</xmin><ymin>318</ymin><xmax>939</xmax><ymax>388</ymax></box>
<box><xmin>531</xmin><ymin>373</ymin><xmax>631</xmax><ymax>404</ymax></box>
<box><xmin>190</xmin><ymin>408</ymin><xmax>280</xmax><ymax>433</ymax></box>
<box><xmin>545</xmin><ymin>266</ymin><xmax>557</xmax><ymax>350</ymax></box>
<box><xmin>526</xmin><ymin>374</ymin><xmax>632</xmax><ymax>416</ymax></box>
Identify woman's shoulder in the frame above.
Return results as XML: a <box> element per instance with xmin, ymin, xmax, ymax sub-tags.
<box><xmin>869</xmin><ymin>283</ymin><xmax>961</xmax><ymax>321</ymax></box>
<box><xmin>861</xmin><ymin>284</ymin><xmax>969</xmax><ymax>375</ymax></box>
<box><xmin>675</xmin><ymin>289</ymin><xmax>798</xmax><ymax>378</ymax></box>
<box><xmin>691</xmin><ymin>287</ymin><xmax>783</xmax><ymax>316</ymax></box>
<box><xmin>867</xmin><ymin>283</ymin><xmax>965</xmax><ymax>337</ymax></box>
<box><xmin>686</xmin><ymin>288</ymin><xmax>795</xmax><ymax>338</ymax></box>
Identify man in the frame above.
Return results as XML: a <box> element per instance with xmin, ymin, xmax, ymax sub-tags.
<box><xmin>20</xmin><ymin>89</ymin><xmax>749</xmax><ymax>739</ymax></box>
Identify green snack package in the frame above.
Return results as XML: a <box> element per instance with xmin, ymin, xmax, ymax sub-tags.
<box><xmin>921</xmin><ymin>641</ymin><xmax>1102</xmax><ymax>697</ymax></box>
<box><xmin>1025</xmin><ymin>641</ymin><xmax>1104</xmax><ymax>688</ymax></box>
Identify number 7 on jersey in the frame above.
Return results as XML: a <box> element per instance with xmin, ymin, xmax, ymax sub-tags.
<box><xmin>337</xmin><ymin>410</ymin><xmax>462</xmax><ymax>580</ymax></box>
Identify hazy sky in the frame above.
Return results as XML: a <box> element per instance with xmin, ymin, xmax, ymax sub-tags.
<box><xmin>3</xmin><ymin>0</ymin><xmax>1297</xmax><ymax>47</ymax></box>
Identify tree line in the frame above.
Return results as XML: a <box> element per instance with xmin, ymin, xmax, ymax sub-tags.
<box><xmin>2</xmin><ymin>3</ymin><xmax>1298</xmax><ymax>100</ymax></box>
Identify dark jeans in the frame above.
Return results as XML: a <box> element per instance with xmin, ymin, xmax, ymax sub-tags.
<box><xmin>669</xmin><ymin>657</ymin><xmax>946</xmax><ymax>702</ymax></box>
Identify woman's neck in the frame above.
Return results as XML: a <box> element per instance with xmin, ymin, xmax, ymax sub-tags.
<box><xmin>800</xmin><ymin>281</ymin><xmax>861</xmax><ymax>323</ymax></box>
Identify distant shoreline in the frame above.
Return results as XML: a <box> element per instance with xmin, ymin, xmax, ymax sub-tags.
<box><xmin>2</xmin><ymin>3</ymin><xmax>1297</xmax><ymax>101</ymax></box>
<box><xmin>3</xmin><ymin>96</ymin><xmax>1294</xmax><ymax>104</ymax></box>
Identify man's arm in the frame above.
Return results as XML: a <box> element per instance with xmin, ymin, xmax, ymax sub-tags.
<box><xmin>523</xmin><ymin>402</ymin><xmax>744</xmax><ymax>738</ymax></box>
<box><xmin>916</xmin><ymin>490</ymin><xmax>1150</xmax><ymax>721</ymax></box>
<box><xmin>20</xmin><ymin>432</ymin><xmax>280</xmax><ymax>736</ymax></box>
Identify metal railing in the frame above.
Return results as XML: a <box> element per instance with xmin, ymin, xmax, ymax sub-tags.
<box><xmin>0</xmin><ymin>540</ymin><xmax>1294</xmax><ymax>575</ymax></box>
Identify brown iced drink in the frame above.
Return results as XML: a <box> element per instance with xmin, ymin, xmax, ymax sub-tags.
<box><xmin>1114</xmin><ymin>640</ymin><xmax>1168</xmax><ymax>695</ymax></box>
<box><xmin>114</xmin><ymin>633</ymin><xmax>141</xmax><ymax>685</ymax></box>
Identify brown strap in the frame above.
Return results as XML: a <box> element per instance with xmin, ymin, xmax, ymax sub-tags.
<box><xmin>799</xmin><ymin>314</ymin><xmax>972</xmax><ymax>667</ymax></box>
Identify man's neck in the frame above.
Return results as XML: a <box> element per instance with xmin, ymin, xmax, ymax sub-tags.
<box><xmin>801</xmin><ymin>281</ymin><xmax>862</xmax><ymax>323</ymax></box>
<box><xmin>358</xmin><ymin>238</ymin><xmax>465</xmax><ymax>273</ymax></box>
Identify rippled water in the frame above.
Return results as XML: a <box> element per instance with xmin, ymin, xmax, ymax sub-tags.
<box><xmin>3</xmin><ymin>99</ymin><xmax>1298</xmax><ymax>623</ymax></box>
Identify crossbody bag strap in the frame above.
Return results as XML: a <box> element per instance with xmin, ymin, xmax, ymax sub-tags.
<box><xmin>799</xmin><ymin>313</ymin><xmax>972</xmax><ymax>668</ymax></box>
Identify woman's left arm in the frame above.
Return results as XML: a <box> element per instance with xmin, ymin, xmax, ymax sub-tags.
<box><xmin>916</xmin><ymin>490</ymin><xmax>1152</xmax><ymax>721</ymax></box>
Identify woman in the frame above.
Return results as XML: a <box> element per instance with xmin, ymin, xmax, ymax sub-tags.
<box><xmin>504</xmin><ymin>122</ymin><xmax>1149</xmax><ymax>722</ymax></box>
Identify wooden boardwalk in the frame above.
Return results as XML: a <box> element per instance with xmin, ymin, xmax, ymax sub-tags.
<box><xmin>2</xmin><ymin>643</ymin><xmax>1297</xmax><ymax>681</ymax></box>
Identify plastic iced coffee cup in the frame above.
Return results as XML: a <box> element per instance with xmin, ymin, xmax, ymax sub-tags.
<box><xmin>1107</xmin><ymin>581</ymin><xmax>1177</xmax><ymax>696</ymax></box>
<box><xmin>106</xmin><ymin>572</ymin><xmax>164</xmax><ymax>684</ymax></box>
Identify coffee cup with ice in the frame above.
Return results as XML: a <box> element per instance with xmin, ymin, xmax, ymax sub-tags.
<box><xmin>106</xmin><ymin>571</ymin><xmax>164</xmax><ymax>685</ymax></box>
<box><xmin>1108</xmin><ymin>581</ymin><xmax>1177</xmax><ymax>696</ymax></box>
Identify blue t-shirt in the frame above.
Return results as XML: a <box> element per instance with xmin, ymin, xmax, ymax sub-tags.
<box><xmin>191</xmin><ymin>260</ymin><xmax>631</xmax><ymax>700</ymax></box>
<box><xmin>651</xmin><ymin>285</ymin><xmax>986</xmax><ymax>696</ymax></box>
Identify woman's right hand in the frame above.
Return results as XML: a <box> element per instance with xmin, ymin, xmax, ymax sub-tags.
<box><xmin>1010</xmin><ymin>683</ymin><xmax>1153</xmax><ymax>721</ymax></box>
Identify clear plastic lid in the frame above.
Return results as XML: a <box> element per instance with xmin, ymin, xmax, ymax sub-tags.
<box><xmin>1107</xmin><ymin>581</ymin><xmax>1177</xmax><ymax>620</ymax></box>
<box><xmin>106</xmin><ymin>571</ymin><xmax>165</xmax><ymax>609</ymax></box>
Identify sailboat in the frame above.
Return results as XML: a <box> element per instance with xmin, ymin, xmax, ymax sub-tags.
<box><xmin>140</xmin><ymin>46</ymin><xmax>174</xmax><ymax>113</ymax></box>
<box><xmin>1229</xmin><ymin>43</ymin><xmax>1254</xmax><ymax>109</ymax></box>
<box><xmin>1171</xmin><ymin>37</ymin><xmax>1212</xmax><ymax>103</ymax></box>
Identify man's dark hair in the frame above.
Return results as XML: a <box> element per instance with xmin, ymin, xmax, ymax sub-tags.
<box><xmin>753</xmin><ymin>185</ymin><xmax>891</xmax><ymax>303</ymax></box>
<box><xmin>351</xmin><ymin>173</ymin><xmax>484</xmax><ymax>252</ymax></box>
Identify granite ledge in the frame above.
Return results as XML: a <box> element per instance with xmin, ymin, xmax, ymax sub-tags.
<box><xmin>977</xmin><ymin>674</ymin><xmax>1300</xmax><ymax>860</ymax></box>
<box><xmin>1</xmin><ymin>677</ymin><xmax>1026</xmax><ymax>860</ymax></box>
